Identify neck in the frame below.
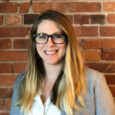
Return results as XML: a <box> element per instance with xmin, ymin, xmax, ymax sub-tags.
<box><xmin>44</xmin><ymin>62</ymin><xmax>64</xmax><ymax>82</ymax></box>
<box><xmin>41</xmin><ymin>61</ymin><xmax>64</xmax><ymax>100</ymax></box>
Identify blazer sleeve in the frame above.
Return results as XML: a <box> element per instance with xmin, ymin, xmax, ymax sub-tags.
<box><xmin>10</xmin><ymin>72</ymin><xmax>25</xmax><ymax>115</ymax></box>
<box><xmin>94</xmin><ymin>73</ymin><xmax>115</xmax><ymax>115</ymax></box>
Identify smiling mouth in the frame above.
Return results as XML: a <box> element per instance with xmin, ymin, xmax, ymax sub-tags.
<box><xmin>45</xmin><ymin>50</ymin><xmax>58</xmax><ymax>55</ymax></box>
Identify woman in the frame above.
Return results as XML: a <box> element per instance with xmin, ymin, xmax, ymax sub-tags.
<box><xmin>10</xmin><ymin>10</ymin><xmax>115</xmax><ymax>115</ymax></box>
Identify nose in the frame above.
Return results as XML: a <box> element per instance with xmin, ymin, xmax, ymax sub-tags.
<box><xmin>47</xmin><ymin>37</ymin><xmax>55</xmax><ymax>47</ymax></box>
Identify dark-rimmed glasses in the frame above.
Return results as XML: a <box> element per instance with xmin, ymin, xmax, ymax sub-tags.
<box><xmin>33</xmin><ymin>33</ymin><xmax>66</xmax><ymax>44</ymax></box>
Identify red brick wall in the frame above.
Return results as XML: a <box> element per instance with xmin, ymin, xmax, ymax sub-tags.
<box><xmin>0</xmin><ymin>0</ymin><xmax>115</xmax><ymax>114</ymax></box>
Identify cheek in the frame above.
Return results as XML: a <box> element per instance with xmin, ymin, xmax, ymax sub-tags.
<box><xmin>36</xmin><ymin>45</ymin><xmax>44</xmax><ymax>54</ymax></box>
<box><xmin>60</xmin><ymin>45</ymin><xmax>66</xmax><ymax>56</ymax></box>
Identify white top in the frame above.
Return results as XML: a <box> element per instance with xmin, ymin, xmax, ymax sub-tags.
<box><xmin>27</xmin><ymin>95</ymin><xmax>61</xmax><ymax>115</ymax></box>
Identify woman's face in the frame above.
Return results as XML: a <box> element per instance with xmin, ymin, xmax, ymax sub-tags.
<box><xmin>36</xmin><ymin>20</ymin><xmax>66</xmax><ymax>65</ymax></box>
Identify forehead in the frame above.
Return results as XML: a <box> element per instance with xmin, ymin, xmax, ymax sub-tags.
<box><xmin>37</xmin><ymin>20</ymin><xmax>61</xmax><ymax>34</ymax></box>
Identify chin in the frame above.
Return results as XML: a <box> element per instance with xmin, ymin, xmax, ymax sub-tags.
<box><xmin>45</xmin><ymin>59</ymin><xmax>62</xmax><ymax>65</ymax></box>
<box><xmin>46</xmin><ymin>61</ymin><xmax>58</xmax><ymax>65</ymax></box>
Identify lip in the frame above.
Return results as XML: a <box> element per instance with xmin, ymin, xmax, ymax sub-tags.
<box><xmin>44</xmin><ymin>50</ymin><xmax>58</xmax><ymax>55</ymax></box>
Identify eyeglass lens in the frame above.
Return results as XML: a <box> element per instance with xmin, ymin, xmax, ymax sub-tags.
<box><xmin>34</xmin><ymin>33</ymin><xmax>65</xmax><ymax>44</ymax></box>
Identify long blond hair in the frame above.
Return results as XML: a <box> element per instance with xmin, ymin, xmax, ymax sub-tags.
<box><xmin>16</xmin><ymin>10</ymin><xmax>86</xmax><ymax>115</ymax></box>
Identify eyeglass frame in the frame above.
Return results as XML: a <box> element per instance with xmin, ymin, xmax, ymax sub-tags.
<box><xmin>33</xmin><ymin>33</ymin><xmax>67</xmax><ymax>44</ymax></box>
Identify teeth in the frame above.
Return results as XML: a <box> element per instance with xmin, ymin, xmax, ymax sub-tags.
<box><xmin>45</xmin><ymin>50</ymin><xmax>57</xmax><ymax>55</ymax></box>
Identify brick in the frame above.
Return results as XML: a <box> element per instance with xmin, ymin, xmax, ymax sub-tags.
<box><xmin>101</xmin><ymin>39</ymin><xmax>115</xmax><ymax>49</ymax></box>
<box><xmin>0</xmin><ymin>51</ymin><xmax>28</xmax><ymax>61</ymax></box>
<box><xmin>84</xmin><ymin>39</ymin><xmax>115</xmax><ymax>49</ymax></box>
<box><xmin>0</xmin><ymin>63</ymin><xmax>12</xmax><ymax>73</ymax></box>
<box><xmin>14</xmin><ymin>62</ymin><xmax>27</xmax><ymax>73</ymax></box>
<box><xmin>85</xmin><ymin>62</ymin><xmax>115</xmax><ymax>73</ymax></box>
<box><xmin>82</xmin><ymin>50</ymin><xmax>101</xmax><ymax>61</ymax></box>
<box><xmin>33</xmin><ymin>2</ymin><xmax>67</xmax><ymax>13</ymax></box>
<box><xmin>74</xmin><ymin>15</ymin><xmax>89</xmax><ymax>24</ymax></box>
<box><xmin>5</xmin><ymin>15</ymin><xmax>22</xmax><ymax>25</ymax></box>
<box><xmin>0</xmin><ymin>113</ymin><xmax>9</xmax><ymax>115</ymax></box>
<box><xmin>105</xmin><ymin>74</ymin><xmax>115</xmax><ymax>85</ymax></box>
<box><xmin>0</xmin><ymin>2</ymin><xmax>18</xmax><ymax>13</ymax></box>
<box><xmin>83</xmin><ymin>39</ymin><xmax>102</xmax><ymax>49</ymax></box>
<box><xmin>74</xmin><ymin>26</ymin><xmax>98</xmax><ymax>37</ymax></box>
<box><xmin>104</xmin><ymin>2</ymin><xmax>115</xmax><ymax>12</ymax></box>
<box><xmin>102</xmin><ymin>50</ymin><xmax>115</xmax><ymax>60</ymax></box>
<box><xmin>5</xmin><ymin>99</ymin><xmax>11</xmax><ymax>110</ymax></box>
<box><xmin>0</xmin><ymin>88</ymin><xmax>12</xmax><ymax>98</ymax></box>
<box><xmin>107</xmin><ymin>14</ymin><xmax>115</xmax><ymax>24</ymax></box>
<box><xmin>109</xmin><ymin>86</ymin><xmax>115</xmax><ymax>97</ymax></box>
<box><xmin>24</xmin><ymin>14</ymin><xmax>38</xmax><ymax>24</ymax></box>
<box><xmin>20</xmin><ymin>2</ymin><xmax>30</xmax><ymax>13</ymax></box>
<box><xmin>78</xmin><ymin>39</ymin><xmax>82</xmax><ymax>48</ymax></box>
<box><xmin>0</xmin><ymin>99</ymin><xmax>4</xmax><ymax>110</ymax></box>
<box><xmin>13</xmin><ymin>39</ymin><xmax>29</xmax><ymax>49</ymax></box>
<box><xmin>100</xmin><ymin>27</ymin><xmax>115</xmax><ymax>36</ymax></box>
<box><xmin>0</xmin><ymin>75</ymin><xmax>16</xmax><ymax>86</ymax></box>
<box><xmin>91</xmin><ymin>15</ymin><xmax>105</xmax><ymax>24</ymax></box>
<box><xmin>0</xmin><ymin>15</ymin><xmax>3</xmax><ymax>25</ymax></box>
<box><xmin>68</xmin><ymin>2</ymin><xmax>101</xmax><ymax>12</ymax></box>
<box><xmin>0</xmin><ymin>39</ymin><xmax>11</xmax><ymax>49</ymax></box>
<box><xmin>0</xmin><ymin>27</ymin><xmax>28</xmax><ymax>37</ymax></box>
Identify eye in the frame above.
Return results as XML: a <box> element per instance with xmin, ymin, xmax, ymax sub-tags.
<box><xmin>52</xmin><ymin>34</ymin><xmax>64</xmax><ymax>39</ymax></box>
<box><xmin>38</xmin><ymin>33</ymin><xmax>47</xmax><ymax>39</ymax></box>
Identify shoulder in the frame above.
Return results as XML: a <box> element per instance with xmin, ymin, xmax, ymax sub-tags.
<box><xmin>84</xmin><ymin>67</ymin><xmax>106</xmax><ymax>96</ymax></box>
<box><xmin>85</xmin><ymin>67</ymin><xmax>104</xmax><ymax>85</ymax></box>
<box><xmin>85</xmin><ymin>67</ymin><xmax>103</xmax><ymax>79</ymax></box>
<box><xmin>16</xmin><ymin>71</ymin><xmax>26</xmax><ymax>81</ymax></box>
<box><xmin>10</xmin><ymin>72</ymin><xmax>26</xmax><ymax>115</ymax></box>
<box><xmin>84</xmin><ymin>67</ymin><xmax>115</xmax><ymax>114</ymax></box>
<box><xmin>14</xmin><ymin>71</ymin><xmax>26</xmax><ymax>88</ymax></box>
<box><xmin>13</xmin><ymin>71</ymin><xmax>26</xmax><ymax>90</ymax></box>
<box><xmin>12</xmin><ymin>71</ymin><xmax>26</xmax><ymax>95</ymax></box>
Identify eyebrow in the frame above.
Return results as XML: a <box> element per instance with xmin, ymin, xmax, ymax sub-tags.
<box><xmin>37</xmin><ymin>31</ymin><xmax>63</xmax><ymax>35</ymax></box>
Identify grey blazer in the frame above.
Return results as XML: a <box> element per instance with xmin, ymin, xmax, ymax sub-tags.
<box><xmin>10</xmin><ymin>68</ymin><xmax>115</xmax><ymax>115</ymax></box>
